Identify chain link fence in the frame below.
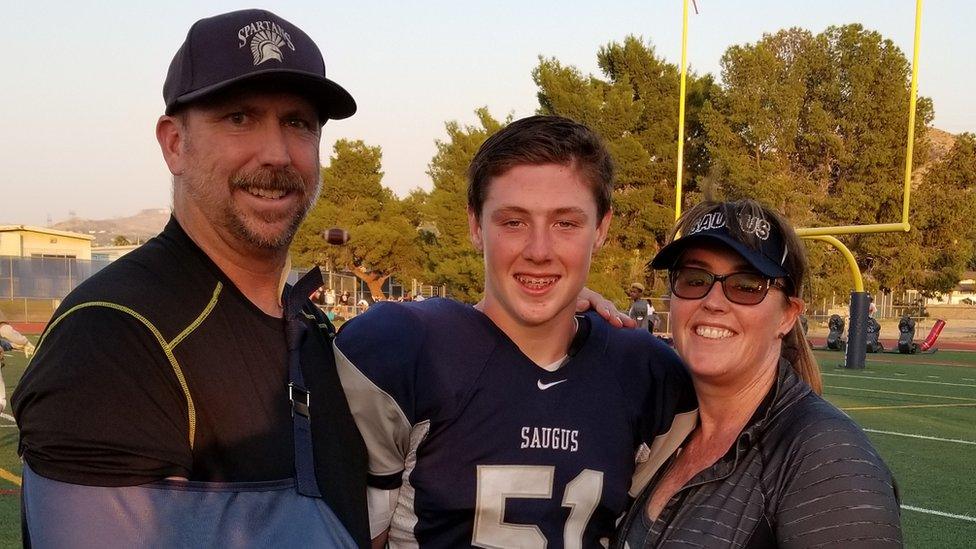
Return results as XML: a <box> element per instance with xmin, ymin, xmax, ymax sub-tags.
<box><xmin>0</xmin><ymin>256</ymin><xmax>113</xmax><ymax>322</ymax></box>
<box><xmin>2</xmin><ymin>256</ymin><xmax>446</xmax><ymax>325</ymax></box>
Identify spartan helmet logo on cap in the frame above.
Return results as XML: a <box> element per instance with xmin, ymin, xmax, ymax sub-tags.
<box><xmin>238</xmin><ymin>20</ymin><xmax>297</xmax><ymax>66</ymax></box>
<box><xmin>251</xmin><ymin>29</ymin><xmax>286</xmax><ymax>64</ymax></box>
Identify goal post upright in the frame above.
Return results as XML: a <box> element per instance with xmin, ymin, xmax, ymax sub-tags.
<box><xmin>669</xmin><ymin>0</ymin><xmax>924</xmax><ymax>369</ymax></box>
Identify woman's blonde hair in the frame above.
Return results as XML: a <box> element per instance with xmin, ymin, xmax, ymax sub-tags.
<box><xmin>668</xmin><ymin>199</ymin><xmax>822</xmax><ymax>394</ymax></box>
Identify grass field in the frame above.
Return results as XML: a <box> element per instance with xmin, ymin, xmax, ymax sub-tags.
<box><xmin>814</xmin><ymin>349</ymin><xmax>976</xmax><ymax>547</ymax></box>
<box><xmin>0</xmin><ymin>341</ymin><xmax>972</xmax><ymax>546</ymax></box>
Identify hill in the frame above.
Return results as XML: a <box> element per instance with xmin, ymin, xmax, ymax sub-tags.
<box><xmin>51</xmin><ymin>208</ymin><xmax>170</xmax><ymax>246</ymax></box>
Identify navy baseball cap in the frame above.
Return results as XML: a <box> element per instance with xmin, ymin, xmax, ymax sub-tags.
<box><xmin>163</xmin><ymin>9</ymin><xmax>356</xmax><ymax>121</ymax></box>
<box><xmin>651</xmin><ymin>209</ymin><xmax>790</xmax><ymax>278</ymax></box>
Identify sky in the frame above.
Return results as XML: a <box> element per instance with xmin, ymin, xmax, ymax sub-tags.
<box><xmin>3</xmin><ymin>1</ymin><xmax>974</xmax><ymax>226</ymax></box>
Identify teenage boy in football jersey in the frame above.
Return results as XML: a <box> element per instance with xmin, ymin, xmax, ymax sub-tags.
<box><xmin>334</xmin><ymin>115</ymin><xmax>697</xmax><ymax>548</ymax></box>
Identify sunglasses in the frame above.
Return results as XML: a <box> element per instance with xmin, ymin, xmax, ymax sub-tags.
<box><xmin>669</xmin><ymin>266</ymin><xmax>787</xmax><ymax>305</ymax></box>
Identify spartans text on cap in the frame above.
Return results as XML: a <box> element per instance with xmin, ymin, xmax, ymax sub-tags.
<box><xmin>238</xmin><ymin>21</ymin><xmax>295</xmax><ymax>50</ymax></box>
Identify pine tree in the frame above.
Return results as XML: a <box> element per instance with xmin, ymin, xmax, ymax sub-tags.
<box><xmin>291</xmin><ymin>140</ymin><xmax>423</xmax><ymax>299</ymax></box>
<box><xmin>533</xmin><ymin>35</ymin><xmax>715</xmax><ymax>300</ymax></box>
<box><xmin>416</xmin><ymin>109</ymin><xmax>507</xmax><ymax>303</ymax></box>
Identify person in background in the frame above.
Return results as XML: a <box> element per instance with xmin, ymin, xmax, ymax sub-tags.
<box><xmin>626</xmin><ymin>282</ymin><xmax>655</xmax><ymax>332</ymax></box>
<box><xmin>0</xmin><ymin>321</ymin><xmax>37</xmax><ymax>414</ymax></box>
<box><xmin>617</xmin><ymin>199</ymin><xmax>901</xmax><ymax>547</ymax></box>
<box><xmin>0</xmin><ymin>321</ymin><xmax>36</xmax><ymax>359</ymax></box>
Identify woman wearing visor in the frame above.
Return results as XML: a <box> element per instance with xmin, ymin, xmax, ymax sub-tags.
<box><xmin>618</xmin><ymin>200</ymin><xmax>901</xmax><ymax>547</ymax></box>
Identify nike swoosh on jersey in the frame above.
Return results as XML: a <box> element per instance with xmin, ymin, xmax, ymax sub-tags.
<box><xmin>537</xmin><ymin>379</ymin><xmax>568</xmax><ymax>390</ymax></box>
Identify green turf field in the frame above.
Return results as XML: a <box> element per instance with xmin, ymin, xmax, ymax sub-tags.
<box><xmin>815</xmin><ymin>349</ymin><xmax>976</xmax><ymax>548</ymax></box>
<box><xmin>0</xmin><ymin>341</ymin><xmax>972</xmax><ymax>546</ymax></box>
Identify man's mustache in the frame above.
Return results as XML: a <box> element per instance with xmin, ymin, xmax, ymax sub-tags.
<box><xmin>231</xmin><ymin>167</ymin><xmax>307</xmax><ymax>193</ymax></box>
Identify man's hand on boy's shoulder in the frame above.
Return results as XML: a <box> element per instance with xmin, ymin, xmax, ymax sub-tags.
<box><xmin>575</xmin><ymin>287</ymin><xmax>637</xmax><ymax>328</ymax></box>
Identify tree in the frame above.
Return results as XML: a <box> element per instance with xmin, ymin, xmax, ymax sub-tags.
<box><xmin>533</xmin><ymin>36</ymin><xmax>715</xmax><ymax>301</ymax></box>
<box><xmin>701</xmin><ymin>25</ymin><xmax>938</xmax><ymax>300</ymax></box>
<box><xmin>417</xmin><ymin>109</ymin><xmax>507</xmax><ymax>303</ymax></box>
<box><xmin>908</xmin><ymin>133</ymin><xmax>976</xmax><ymax>295</ymax></box>
<box><xmin>112</xmin><ymin>235</ymin><xmax>131</xmax><ymax>246</ymax></box>
<box><xmin>291</xmin><ymin>140</ymin><xmax>424</xmax><ymax>299</ymax></box>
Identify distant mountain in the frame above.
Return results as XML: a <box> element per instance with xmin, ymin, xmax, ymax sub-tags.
<box><xmin>926</xmin><ymin>127</ymin><xmax>957</xmax><ymax>161</ymax></box>
<box><xmin>913</xmin><ymin>127</ymin><xmax>957</xmax><ymax>181</ymax></box>
<box><xmin>51</xmin><ymin>208</ymin><xmax>170</xmax><ymax>246</ymax></box>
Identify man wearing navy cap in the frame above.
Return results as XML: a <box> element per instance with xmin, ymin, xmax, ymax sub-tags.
<box><xmin>13</xmin><ymin>10</ymin><xmax>368</xmax><ymax>547</ymax></box>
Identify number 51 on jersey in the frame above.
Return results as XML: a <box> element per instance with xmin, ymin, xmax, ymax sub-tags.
<box><xmin>473</xmin><ymin>465</ymin><xmax>604</xmax><ymax>549</ymax></box>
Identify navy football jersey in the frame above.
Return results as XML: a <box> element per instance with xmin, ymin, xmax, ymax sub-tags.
<box><xmin>334</xmin><ymin>298</ymin><xmax>696</xmax><ymax>548</ymax></box>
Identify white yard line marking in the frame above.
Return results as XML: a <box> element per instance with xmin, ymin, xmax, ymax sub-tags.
<box><xmin>963</xmin><ymin>378</ymin><xmax>976</xmax><ymax>382</ymax></box>
<box><xmin>825</xmin><ymin>385</ymin><xmax>976</xmax><ymax>401</ymax></box>
<box><xmin>894</xmin><ymin>372</ymin><xmax>907</xmax><ymax>376</ymax></box>
<box><xmin>862</xmin><ymin>428</ymin><xmax>976</xmax><ymax>445</ymax></box>
<box><xmin>926</xmin><ymin>375</ymin><xmax>940</xmax><ymax>379</ymax></box>
<box><xmin>845</xmin><ymin>403</ymin><xmax>976</xmax><ymax>411</ymax></box>
<box><xmin>0</xmin><ymin>413</ymin><xmax>13</xmax><ymax>422</ymax></box>
<box><xmin>0</xmin><ymin>425</ymin><xmax>16</xmax><ymax>429</ymax></box>
<box><xmin>902</xmin><ymin>505</ymin><xmax>976</xmax><ymax>523</ymax></box>
<box><xmin>823</xmin><ymin>372</ymin><xmax>976</xmax><ymax>389</ymax></box>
